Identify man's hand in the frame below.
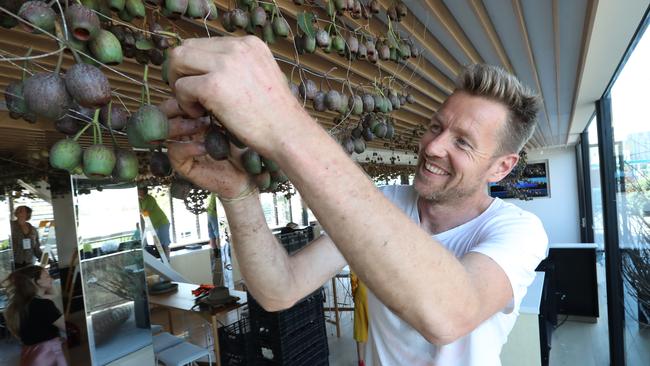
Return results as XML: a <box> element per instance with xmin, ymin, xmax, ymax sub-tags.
<box><xmin>167</xmin><ymin>36</ymin><xmax>310</xmax><ymax>157</ymax></box>
<box><xmin>160</xmin><ymin>98</ymin><xmax>251</xmax><ymax>199</ymax></box>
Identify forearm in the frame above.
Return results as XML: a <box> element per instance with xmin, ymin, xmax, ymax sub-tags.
<box><xmin>221</xmin><ymin>193</ymin><xmax>298</xmax><ymax>309</ymax></box>
<box><xmin>271</xmin><ymin>119</ymin><xmax>478</xmax><ymax>339</ymax></box>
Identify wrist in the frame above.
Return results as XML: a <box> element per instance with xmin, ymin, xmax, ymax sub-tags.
<box><xmin>218</xmin><ymin>181</ymin><xmax>259</xmax><ymax>205</ymax></box>
<box><xmin>264</xmin><ymin>108</ymin><xmax>317</xmax><ymax>161</ymax></box>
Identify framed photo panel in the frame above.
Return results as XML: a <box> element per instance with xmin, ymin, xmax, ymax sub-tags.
<box><xmin>488</xmin><ymin>160</ymin><xmax>550</xmax><ymax>199</ymax></box>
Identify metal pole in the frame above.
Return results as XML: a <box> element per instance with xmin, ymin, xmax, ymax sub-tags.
<box><xmin>596</xmin><ymin>97</ymin><xmax>625</xmax><ymax>366</ymax></box>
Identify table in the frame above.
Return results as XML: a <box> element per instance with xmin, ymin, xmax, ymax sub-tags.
<box><xmin>324</xmin><ymin>268</ymin><xmax>353</xmax><ymax>338</ymax></box>
<box><xmin>148</xmin><ymin>282</ymin><xmax>247</xmax><ymax>366</ymax></box>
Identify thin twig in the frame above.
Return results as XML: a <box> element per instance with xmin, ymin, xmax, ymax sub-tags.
<box><xmin>0</xmin><ymin>48</ymin><xmax>65</xmax><ymax>62</ymax></box>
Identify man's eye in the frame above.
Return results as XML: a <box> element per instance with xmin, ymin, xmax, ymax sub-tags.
<box><xmin>430</xmin><ymin>124</ymin><xmax>442</xmax><ymax>133</ymax></box>
<box><xmin>457</xmin><ymin>138</ymin><xmax>471</xmax><ymax>148</ymax></box>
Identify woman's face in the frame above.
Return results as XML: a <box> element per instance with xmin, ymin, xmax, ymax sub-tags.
<box><xmin>36</xmin><ymin>269</ymin><xmax>53</xmax><ymax>291</ymax></box>
<box><xmin>15</xmin><ymin>207</ymin><xmax>31</xmax><ymax>221</ymax></box>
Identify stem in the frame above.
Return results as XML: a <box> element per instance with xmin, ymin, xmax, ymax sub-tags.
<box><xmin>21</xmin><ymin>47</ymin><xmax>33</xmax><ymax>81</ymax></box>
<box><xmin>54</xmin><ymin>46</ymin><xmax>64</xmax><ymax>74</ymax></box>
<box><xmin>92</xmin><ymin>119</ymin><xmax>97</xmax><ymax>144</ymax></box>
<box><xmin>93</xmin><ymin>109</ymin><xmax>103</xmax><ymax>145</ymax></box>
<box><xmin>107</xmin><ymin>101</ymin><xmax>118</xmax><ymax>148</ymax></box>
<box><xmin>73</xmin><ymin>122</ymin><xmax>93</xmax><ymax>141</ymax></box>
<box><xmin>67</xmin><ymin>42</ymin><xmax>83</xmax><ymax>64</ymax></box>
<box><xmin>143</xmin><ymin>64</ymin><xmax>150</xmax><ymax>105</ymax></box>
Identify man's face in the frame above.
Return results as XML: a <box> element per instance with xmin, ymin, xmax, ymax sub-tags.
<box><xmin>414</xmin><ymin>92</ymin><xmax>511</xmax><ymax>203</ymax></box>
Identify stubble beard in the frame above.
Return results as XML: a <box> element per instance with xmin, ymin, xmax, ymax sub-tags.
<box><xmin>414</xmin><ymin>165</ymin><xmax>481</xmax><ymax>205</ymax></box>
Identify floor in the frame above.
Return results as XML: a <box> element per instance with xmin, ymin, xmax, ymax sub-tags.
<box><xmin>2</xmin><ymin>262</ymin><xmax>649</xmax><ymax>366</ymax></box>
<box><xmin>547</xmin><ymin>257</ymin><xmax>650</xmax><ymax>366</ymax></box>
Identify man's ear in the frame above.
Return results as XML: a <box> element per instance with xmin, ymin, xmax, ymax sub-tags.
<box><xmin>487</xmin><ymin>153</ymin><xmax>519</xmax><ymax>183</ymax></box>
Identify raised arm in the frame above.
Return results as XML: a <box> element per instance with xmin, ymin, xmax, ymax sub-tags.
<box><xmin>161</xmin><ymin>101</ymin><xmax>346</xmax><ymax>311</ymax></box>
<box><xmin>222</xmin><ymin>193</ymin><xmax>346</xmax><ymax>310</ymax></box>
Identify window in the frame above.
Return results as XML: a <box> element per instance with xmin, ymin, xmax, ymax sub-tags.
<box><xmin>608</xmin><ymin>21</ymin><xmax>650</xmax><ymax>363</ymax></box>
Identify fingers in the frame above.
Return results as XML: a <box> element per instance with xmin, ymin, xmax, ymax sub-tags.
<box><xmin>173</xmin><ymin>75</ymin><xmax>211</xmax><ymax>119</ymax></box>
<box><xmin>167</xmin><ymin>140</ymin><xmax>251</xmax><ymax>197</ymax></box>
<box><xmin>167</xmin><ymin>45</ymin><xmax>225</xmax><ymax>91</ymax></box>
<box><xmin>159</xmin><ymin>98</ymin><xmax>184</xmax><ymax>119</ymax></box>
<box><xmin>167</xmin><ymin>141</ymin><xmax>207</xmax><ymax>164</ymax></box>
<box><xmin>168</xmin><ymin>116</ymin><xmax>210</xmax><ymax>138</ymax></box>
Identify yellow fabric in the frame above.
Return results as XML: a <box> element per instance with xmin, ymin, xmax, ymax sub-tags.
<box><xmin>351</xmin><ymin>272</ymin><xmax>369</xmax><ymax>343</ymax></box>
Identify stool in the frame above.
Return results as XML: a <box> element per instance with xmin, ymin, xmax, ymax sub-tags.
<box><xmin>153</xmin><ymin>332</ymin><xmax>184</xmax><ymax>354</ymax></box>
<box><xmin>157</xmin><ymin>341</ymin><xmax>212</xmax><ymax>366</ymax></box>
<box><xmin>151</xmin><ymin>324</ymin><xmax>163</xmax><ymax>334</ymax></box>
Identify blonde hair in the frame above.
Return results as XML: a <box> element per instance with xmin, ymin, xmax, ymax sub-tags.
<box><xmin>1</xmin><ymin>265</ymin><xmax>44</xmax><ymax>337</ymax></box>
<box><xmin>455</xmin><ymin>64</ymin><xmax>541</xmax><ymax>154</ymax></box>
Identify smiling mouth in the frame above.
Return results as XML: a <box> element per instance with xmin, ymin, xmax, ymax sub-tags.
<box><xmin>423</xmin><ymin>161</ymin><xmax>450</xmax><ymax>176</ymax></box>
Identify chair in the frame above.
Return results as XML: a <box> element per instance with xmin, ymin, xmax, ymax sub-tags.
<box><xmin>156</xmin><ymin>341</ymin><xmax>212</xmax><ymax>366</ymax></box>
<box><xmin>153</xmin><ymin>332</ymin><xmax>184</xmax><ymax>354</ymax></box>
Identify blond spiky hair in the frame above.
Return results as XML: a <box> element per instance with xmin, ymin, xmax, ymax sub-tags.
<box><xmin>456</xmin><ymin>64</ymin><xmax>541</xmax><ymax>154</ymax></box>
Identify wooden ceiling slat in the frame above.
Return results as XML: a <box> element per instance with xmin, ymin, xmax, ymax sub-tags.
<box><xmin>420</xmin><ymin>0</ymin><xmax>484</xmax><ymax>65</ymax></box>
<box><xmin>511</xmin><ymin>0</ymin><xmax>552</xmax><ymax>147</ymax></box>
<box><xmin>376</xmin><ymin>0</ymin><xmax>461</xmax><ymax>80</ymax></box>
<box><xmin>192</xmin><ymin>4</ymin><xmax>438</xmax><ymax>118</ymax></box>
<box><xmin>175</xmin><ymin>11</ymin><xmax>431</xmax><ymax>129</ymax></box>
<box><xmin>0</xmin><ymin>38</ymin><xmax>169</xmax><ymax>96</ymax></box>
<box><xmin>278</xmin><ymin>0</ymin><xmax>453</xmax><ymax>104</ymax></box>
<box><xmin>468</xmin><ymin>0</ymin><xmax>515</xmax><ymax>74</ymax></box>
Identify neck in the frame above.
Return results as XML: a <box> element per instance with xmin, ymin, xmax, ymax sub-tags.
<box><xmin>417</xmin><ymin>192</ymin><xmax>494</xmax><ymax>235</ymax></box>
<box><xmin>35</xmin><ymin>287</ymin><xmax>46</xmax><ymax>298</ymax></box>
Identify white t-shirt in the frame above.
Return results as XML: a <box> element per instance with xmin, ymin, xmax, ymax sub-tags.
<box><xmin>364</xmin><ymin>185</ymin><xmax>549</xmax><ymax>366</ymax></box>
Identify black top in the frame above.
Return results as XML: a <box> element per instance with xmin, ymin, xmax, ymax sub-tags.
<box><xmin>19</xmin><ymin>297</ymin><xmax>61</xmax><ymax>345</ymax></box>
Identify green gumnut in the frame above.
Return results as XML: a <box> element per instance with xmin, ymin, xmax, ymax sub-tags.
<box><xmin>50</xmin><ymin>139</ymin><xmax>82</xmax><ymax>171</ymax></box>
<box><xmin>242</xmin><ymin>149</ymin><xmax>262</xmax><ymax>175</ymax></box>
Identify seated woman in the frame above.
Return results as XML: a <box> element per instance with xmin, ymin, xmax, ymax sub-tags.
<box><xmin>2</xmin><ymin>265</ymin><xmax>67</xmax><ymax>366</ymax></box>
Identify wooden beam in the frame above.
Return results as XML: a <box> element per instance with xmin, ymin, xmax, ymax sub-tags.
<box><xmin>376</xmin><ymin>0</ymin><xmax>461</xmax><ymax>78</ymax></box>
<box><xmin>468</xmin><ymin>0</ymin><xmax>515</xmax><ymax>73</ymax></box>
<box><xmin>420</xmin><ymin>0</ymin><xmax>484</xmax><ymax>64</ymax></box>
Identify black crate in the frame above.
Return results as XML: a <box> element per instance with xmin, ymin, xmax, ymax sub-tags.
<box><xmin>248</xmin><ymin>289</ymin><xmax>328</xmax><ymax>366</ymax></box>
<box><xmin>275</xmin><ymin>229</ymin><xmax>311</xmax><ymax>254</ymax></box>
<box><xmin>248</xmin><ymin>290</ymin><xmax>324</xmax><ymax>337</ymax></box>
<box><xmin>219</xmin><ymin>317</ymin><xmax>256</xmax><ymax>366</ymax></box>
<box><xmin>256</xmin><ymin>321</ymin><xmax>329</xmax><ymax>366</ymax></box>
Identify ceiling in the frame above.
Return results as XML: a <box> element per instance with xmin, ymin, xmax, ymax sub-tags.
<box><xmin>0</xmin><ymin>0</ymin><xmax>648</xmax><ymax>174</ymax></box>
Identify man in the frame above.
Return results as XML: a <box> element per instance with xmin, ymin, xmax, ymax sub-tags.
<box><xmin>162</xmin><ymin>36</ymin><xmax>548</xmax><ymax>365</ymax></box>
<box><xmin>138</xmin><ymin>187</ymin><xmax>171</xmax><ymax>259</ymax></box>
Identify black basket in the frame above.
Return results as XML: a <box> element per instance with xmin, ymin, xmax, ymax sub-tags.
<box><xmin>275</xmin><ymin>229</ymin><xmax>311</xmax><ymax>254</ymax></box>
<box><xmin>248</xmin><ymin>289</ymin><xmax>324</xmax><ymax>337</ymax></box>
<box><xmin>219</xmin><ymin>317</ymin><xmax>256</xmax><ymax>366</ymax></box>
<box><xmin>256</xmin><ymin>321</ymin><xmax>328</xmax><ymax>366</ymax></box>
<box><xmin>247</xmin><ymin>289</ymin><xmax>328</xmax><ymax>366</ymax></box>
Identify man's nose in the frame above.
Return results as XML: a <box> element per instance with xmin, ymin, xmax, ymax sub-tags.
<box><xmin>421</xmin><ymin>131</ymin><xmax>451</xmax><ymax>159</ymax></box>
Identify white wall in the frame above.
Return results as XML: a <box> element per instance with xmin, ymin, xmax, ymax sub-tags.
<box><xmin>506</xmin><ymin>147</ymin><xmax>581</xmax><ymax>244</ymax></box>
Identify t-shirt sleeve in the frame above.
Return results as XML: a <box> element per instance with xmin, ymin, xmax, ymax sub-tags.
<box><xmin>36</xmin><ymin>298</ymin><xmax>62</xmax><ymax>325</ymax></box>
<box><xmin>469</xmin><ymin>208</ymin><xmax>549</xmax><ymax>314</ymax></box>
